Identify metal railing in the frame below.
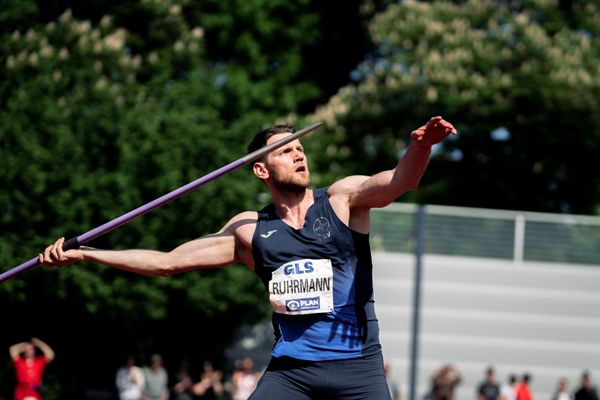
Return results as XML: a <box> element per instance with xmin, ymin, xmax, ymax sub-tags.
<box><xmin>371</xmin><ymin>203</ymin><xmax>600</xmax><ymax>266</ymax></box>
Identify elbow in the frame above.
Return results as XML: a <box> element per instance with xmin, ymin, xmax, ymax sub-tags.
<box><xmin>406</xmin><ymin>180</ymin><xmax>420</xmax><ymax>192</ymax></box>
<box><xmin>155</xmin><ymin>268</ymin><xmax>174</xmax><ymax>277</ymax></box>
<box><xmin>393</xmin><ymin>180</ymin><xmax>420</xmax><ymax>199</ymax></box>
<box><xmin>152</xmin><ymin>255</ymin><xmax>177</xmax><ymax>277</ymax></box>
<box><xmin>391</xmin><ymin>172</ymin><xmax>422</xmax><ymax>195</ymax></box>
<box><xmin>156</xmin><ymin>263</ymin><xmax>176</xmax><ymax>277</ymax></box>
<box><xmin>402</xmin><ymin>173</ymin><xmax>423</xmax><ymax>192</ymax></box>
<box><xmin>406</xmin><ymin>172</ymin><xmax>425</xmax><ymax>193</ymax></box>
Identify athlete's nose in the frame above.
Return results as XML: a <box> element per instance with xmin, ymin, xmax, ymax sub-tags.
<box><xmin>293</xmin><ymin>149</ymin><xmax>305</xmax><ymax>162</ymax></box>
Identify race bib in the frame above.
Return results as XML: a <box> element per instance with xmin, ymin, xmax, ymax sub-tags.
<box><xmin>269</xmin><ymin>259</ymin><xmax>334</xmax><ymax>315</ymax></box>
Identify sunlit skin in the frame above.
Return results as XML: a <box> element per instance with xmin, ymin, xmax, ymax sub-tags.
<box><xmin>258</xmin><ymin>137</ymin><xmax>310</xmax><ymax>193</ymax></box>
<box><xmin>252</xmin><ymin>135</ymin><xmax>315</xmax><ymax>230</ymax></box>
<box><xmin>39</xmin><ymin>116</ymin><xmax>456</xmax><ymax>275</ymax></box>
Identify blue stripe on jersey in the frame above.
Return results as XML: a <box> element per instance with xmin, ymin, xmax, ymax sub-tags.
<box><xmin>251</xmin><ymin>187</ymin><xmax>381</xmax><ymax>361</ymax></box>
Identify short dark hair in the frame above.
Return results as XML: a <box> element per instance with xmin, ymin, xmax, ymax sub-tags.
<box><xmin>582</xmin><ymin>371</ymin><xmax>590</xmax><ymax>380</ymax></box>
<box><xmin>247</xmin><ymin>124</ymin><xmax>295</xmax><ymax>155</ymax></box>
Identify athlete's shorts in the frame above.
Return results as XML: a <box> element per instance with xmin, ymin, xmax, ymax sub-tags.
<box><xmin>248</xmin><ymin>351</ymin><xmax>392</xmax><ymax>400</ymax></box>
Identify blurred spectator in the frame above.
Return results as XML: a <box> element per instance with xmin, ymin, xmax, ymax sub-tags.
<box><xmin>574</xmin><ymin>371</ymin><xmax>599</xmax><ymax>400</ymax></box>
<box><xmin>478</xmin><ymin>366</ymin><xmax>500</xmax><ymax>400</ymax></box>
<box><xmin>500</xmin><ymin>374</ymin><xmax>517</xmax><ymax>400</ymax></box>
<box><xmin>231</xmin><ymin>358</ymin><xmax>260</xmax><ymax>400</ymax></box>
<box><xmin>384</xmin><ymin>361</ymin><xmax>402</xmax><ymax>400</ymax></box>
<box><xmin>430</xmin><ymin>364</ymin><xmax>462</xmax><ymax>400</ymax></box>
<box><xmin>191</xmin><ymin>361</ymin><xmax>223</xmax><ymax>400</ymax></box>
<box><xmin>552</xmin><ymin>377</ymin><xmax>573</xmax><ymax>400</ymax></box>
<box><xmin>116</xmin><ymin>354</ymin><xmax>145</xmax><ymax>400</ymax></box>
<box><xmin>143</xmin><ymin>354</ymin><xmax>169</xmax><ymax>400</ymax></box>
<box><xmin>9</xmin><ymin>337</ymin><xmax>55</xmax><ymax>400</ymax></box>
<box><xmin>515</xmin><ymin>373</ymin><xmax>533</xmax><ymax>400</ymax></box>
<box><xmin>171</xmin><ymin>358</ymin><xmax>193</xmax><ymax>400</ymax></box>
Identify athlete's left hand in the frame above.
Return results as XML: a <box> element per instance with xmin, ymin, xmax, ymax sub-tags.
<box><xmin>411</xmin><ymin>116</ymin><xmax>457</xmax><ymax>146</ymax></box>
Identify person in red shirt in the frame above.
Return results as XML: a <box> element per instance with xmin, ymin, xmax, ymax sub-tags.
<box><xmin>9</xmin><ymin>337</ymin><xmax>55</xmax><ymax>400</ymax></box>
<box><xmin>515</xmin><ymin>373</ymin><xmax>533</xmax><ymax>400</ymax></box>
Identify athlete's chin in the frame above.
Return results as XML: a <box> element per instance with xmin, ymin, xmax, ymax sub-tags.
<box><xmin>287</xmin><ymin>184</ymin><xmax>310</xmax><ymax>193</ymax></box>
<box><xmin>276</xmin><ymin>179</ymin><xmax>310</xmax><ymax>193</ymax></box>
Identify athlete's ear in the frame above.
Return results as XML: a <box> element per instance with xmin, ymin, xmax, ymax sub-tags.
<box><xmin>253</xmin><ymin>161</ymin><xmax>269</xmax><ymax>180</ymax></box>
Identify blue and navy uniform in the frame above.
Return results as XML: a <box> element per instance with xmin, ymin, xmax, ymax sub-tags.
<box><xmin>249</xmin><ymin>187</ymin><xmax>390</xmax><ymax>400</ymax></box>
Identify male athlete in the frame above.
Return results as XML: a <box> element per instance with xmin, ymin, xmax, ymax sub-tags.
<box><xmin>40</xmin><ymin>116</ymin><xmax>456</xmax><ymax>399</ymax></box>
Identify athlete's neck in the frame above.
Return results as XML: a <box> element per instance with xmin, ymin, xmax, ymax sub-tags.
<box><xmin>271</xmin><ymin>188</ymin><xmax>314</xmax><ymax>229</ymax></box>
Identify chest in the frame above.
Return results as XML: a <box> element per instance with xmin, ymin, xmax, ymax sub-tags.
<box><xmin>253</xmin><ymin>201</ymin><xmax>352</xmax><ymax>268</ymax></box>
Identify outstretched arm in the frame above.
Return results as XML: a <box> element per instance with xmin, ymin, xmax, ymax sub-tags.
<box><xmin>39</xmin><ymin>212</ymin><xmax>257</xmax><ymax>275</ymax></box>
<box><xmin>31</xmin><ymin>337</ymin><xmax>55</xmax><ymax>362</ymax></box>
<box><xmin>349</xmin><ymin>116</ymin><xmax>456</xmax><ymax>209</ymax></box>
<box><xmin>328</xmin><ymin>116</ymin><xmax>455</xmax><ymax>233</ymax></box>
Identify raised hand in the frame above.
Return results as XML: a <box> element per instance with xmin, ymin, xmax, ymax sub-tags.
<box><xmin>411</xmin><ymin>116</ymin><xmax>457</xmax><ymax>146</ymax></box>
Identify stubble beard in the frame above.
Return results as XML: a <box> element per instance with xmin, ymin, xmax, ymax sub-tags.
<box><xmin>272</xmin><ymin>172</ymin><xmax>311</xmax><ymax>194</ymax></box>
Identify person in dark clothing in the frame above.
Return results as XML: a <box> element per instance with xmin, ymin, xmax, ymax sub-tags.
<box><xmin>574</xmin><ymin>371</ymin><xmax>599</xmax><ymax>400</ymax></box>
<box><xmin>478</xmin><ymin>366</ymin><xmax>500</xmax><ymax>400</ymax></box>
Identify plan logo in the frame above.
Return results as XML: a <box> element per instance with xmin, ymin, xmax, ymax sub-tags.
<box><xmin>286</xmin><ymin>297</ymin><xmax>320</xmax><ymax>312</ymax></box>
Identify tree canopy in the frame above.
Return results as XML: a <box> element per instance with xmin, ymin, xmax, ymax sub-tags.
<box><xmin>310</xmin><ymin>0</ymin><xmax>600</xmax><ymax>213</ymax></box>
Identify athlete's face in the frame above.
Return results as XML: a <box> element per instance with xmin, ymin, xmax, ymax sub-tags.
<box><xmin>261</xmin><ymin>133</ymin><xmax>310</xmax><ymax>192</ymax></box>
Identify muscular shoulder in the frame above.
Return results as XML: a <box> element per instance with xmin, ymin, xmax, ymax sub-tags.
<box><xmin>328</xmin><ymin>175</ymin><xmax>370</xmax><ymax>198</ymax></box>
<box><xmin>327</xmin><ymin>175</ymin><xmax>371</xmax><ymax>210</ymax></box>
<box><xmin>224</xmin><ymin>211</ymin><xmax>258</xmax><ymax>268</ymax></box>
<box><xmin>327</xmin><ymin>175</ymin><xmax>370</xmax><ymax>230</ymax></box>
<box><xmin>224</xmin><ymin>211</ymin><xmax>258</xmax><ymax>242</ymax></box>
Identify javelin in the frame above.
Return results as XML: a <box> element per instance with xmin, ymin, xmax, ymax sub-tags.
<box><xmin>0</xmin><ymin>121</ymin><xmax>324</xmax><ymax>283</ymax></box>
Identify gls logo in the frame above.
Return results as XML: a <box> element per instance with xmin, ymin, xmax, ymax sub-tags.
<box><xmin>283</xmin><ymin>261</ymin><xmax>314</xmax><ymax>275</ymax></box>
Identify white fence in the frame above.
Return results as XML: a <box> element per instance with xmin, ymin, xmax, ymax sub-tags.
<box><xmin>371</xmin><ymin>204</ymin><xmax>600</xmax><ymax>400</ymax></box>
<box><xmin>371</xmin><ymin>203</ymin><xmax>600</xmax><ymax>265</ymax></box>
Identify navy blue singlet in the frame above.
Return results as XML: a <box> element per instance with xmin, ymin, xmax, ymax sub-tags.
<box><xmin>252</xmin><ymin>187</ymin><xmax>381</xmax><ymax>361</ymax></box>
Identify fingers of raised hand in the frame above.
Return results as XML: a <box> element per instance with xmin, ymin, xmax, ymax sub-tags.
<box><xmin>427</xmin><ymin>118</ymin><xmax>457</xmax><ymax>137</ymax></box>
<box><xmin>439</xmin><ymin>119</ymin><xmax>457</xmax><ymax>135</ymax></box>
<box><xmin>428</xmin><ymin>115</ymin><xmax>442</xmax><ymax>123</ymax></box>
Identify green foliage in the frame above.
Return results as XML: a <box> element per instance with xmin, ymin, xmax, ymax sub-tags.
<box><xmin>0</xmin><ymin>4</ymin><xmax>251</xmax><ymax>396</ymax></box>
<box><xmin>0</xmin><ymin>1</ymin><xmax>380</xmax><ymax>397</ymax></box>
<box><xmin>311</xmin><ymin>0</ymin><xmax>600</xmax><ymax>213</ymax></box>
